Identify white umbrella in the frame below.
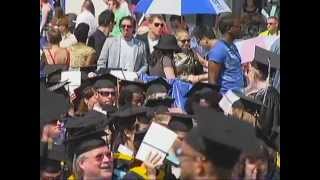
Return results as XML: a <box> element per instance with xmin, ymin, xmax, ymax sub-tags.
<box><xmin>135</xmin><ymin>0</ymin><xmax>231</xmax><ymax>16</ymax></box>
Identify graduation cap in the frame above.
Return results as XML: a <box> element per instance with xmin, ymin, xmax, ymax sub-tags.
<box><xmin>64</xmin><ymin>110</ymin><xmax>110</xmax><ymax>142</ymax></box>
<box><xmin>64</xmin><ymin>111</ymin><xmax>109</xmax><ymax>158</ymax></box>
<box><xmin>110</xmin><ymin>106</ymin><xmax>148</xmax><ymax>129</ymax></box>
<box><xmin>253</xmin><ymin>46</ymin><xmax>280</xmax><ymax>80</ymax></box>
<box><xmin>145</xmin><ymin>105</ymin><xmax>170</xmax><ymax>119</ymax></box>
<box><xmin>185</xmin><ymin>83</ymin><xmax>222</xmax><ymax>114</ymax></box>
<box><xmin>167</xmin><ymin>113</ymin><xmax>193</xmax><ymax>132</ymax></box>
<box><xmin>185</xmin><ymin>106</ymin><xmax>263</xmax><ymax>169</ymax></box>
<box><xmin>44</xmin><ymin>64</ymin><xmax>69</xmax><ymax>84</ymax></box>
<box><xmin>40</xmin><ymin>83</ymin><xmax>70</xmax><ymax>126</ymax></box>
<box><xmin>119</xmin><ymin>79</ymin><xmax>146</xmax><ymax>93</ymax></box>
<box><xmin>92</xmin><ymin>72</ymin><xmax>117</xmax><ymax>89</ymax></box>
<box><xmin>254</xmin><ymin>46</ymin><xmax>280</xmax><ymax>70</ymax></box>
<box><xmin>144</xmin><ymin>96</ymin><xmax>175</xmax><ymax>108</ymax></box>
<box><xmin>145</xmin><ymin>78</ymin><xmax>171</xmax><ymax>97</ymax></box>
<box><xmin>231</xmin><ymin>91</ymin><xmax>266</xmax><ymax>114</ymax></box>
<box><xmin>67</xmin><ymin>133</ymin><xmax>107</xmax><ymax>158</ymax></box>
<box><xmin>185</xmin><ymin>82</ymin><xmax>220</xmax><ymax>98</ymax></box>
<box><xmin>47</xmin><ymin>80</ymin><xmax>70</xmax><ymax>98</ymax></box>
<box><xmin>72</xmin><ymin>79</ymin><xmax>94</xmax><ymax>100</ymax></box>
<box><xmin>40</xmin><ymin>142</ymin><xmax>67</xmax><ymax>173</ymax></box>
<box><xmin>80</xmin><ymin>65</ymin><xmax>98</xmax><ymax>82</ymax></box>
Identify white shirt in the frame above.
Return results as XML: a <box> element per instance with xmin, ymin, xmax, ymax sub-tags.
<box><xmin>60</xmin><ymin>32</ymin><xmax>78</xmax><ymax>48</ymax></box>
<box><xmin>119</xmin><ymin>38</ymin><xmax>135</xmax><ymax>71</ymax></box>
<box><xmin>119</xmin><ymin>1</ymin><xmax>131</xmax><ymax>16</ymax></box>
<box><xmin>75</xmin><ymin>9</ymin><xmax>98</xmax><ymax>37</ymax></box>
<box><xmin>147</xmin><ymin>36</ymin><xmax>159</xmax><ymax>54</ymax></box>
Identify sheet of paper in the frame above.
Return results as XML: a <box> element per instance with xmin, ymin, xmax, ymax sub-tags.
<box><xmin>118</xmin><ymin>144</ymin><xmax>134</xmax><ymax>157</ymax></box>
<box><xmin>219</xmin><ymin>95</ymin><xmax>233</xmax><ymax>115</ymax></box>
<box><xmin>110</xmin><ymin>70</ymin><xmax>138</xmax><ymax>81</ymax></box>
<box><xmin>143</xmin><ymin>123</ymin><xmax>177</xmax><ymax>152</ymax></box>
<box><xmin>219</xmin><ymin>90</ymin><xmax>240</xmax><ymax>115</ymax></box>
<box><xmin>61</xmin><ymin>70</ymin><xmax>81</xmax><ymax>86</ymax></box>
<box><xmin>135</xmin><ymin>122</ymin><xmax>177</xmax><ymax>163</ymax></box>
<box><xmin>135</xmin><ymin>143</ymin><xmax>166</xmax><ymax>163</ymax></box>
<box><xmin>61</xmin><ymin>70</ymin><xmax>81</xmax><ymax>95</ymax></box>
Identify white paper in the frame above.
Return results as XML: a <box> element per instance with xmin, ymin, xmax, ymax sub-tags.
<box><xmin>61</xmin><ymin>70</ymin><xmax>81</xmax><ymax>86</ymax></box>
<box><xmin>270</xmin><ymin>5</ymin><xmax>277</xmax><ymax>17</ymax></box>
<box><xmin>219</xmin><ymin>90</ymin><xmax>240</xmax><ymax>115</ymax></box>
<box><xmin>135</xmin><ymin>122</ymin><xmax>177</xmax><ymax>163</ymax></box>
<box><xmin>135</xmin><ymin>143</ymin><xmax>166</xmax><ymax>163</ymax></box>
<box><xmin>118</xmin><ymin>144</ymin><xmax>134</xmax><ymax>157</ymax></box>
<box><xmin>110</xmin><ymin>70</ymin><xmax>138</xmax><ymax>81</ymax></box>
<box><xmin>61</xmin><ymin>70</ymin><xmax>81</xmax><ymax>95</ymax></box>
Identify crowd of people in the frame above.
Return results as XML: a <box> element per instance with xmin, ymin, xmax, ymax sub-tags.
<box><xmin>40</xmin><ymin>0</ymin><xmax>280</xmax><ymax>179</ymax></box>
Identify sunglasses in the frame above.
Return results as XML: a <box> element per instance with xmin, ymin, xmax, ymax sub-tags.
<box><xmin>180</xmin><ymin>39</ymin><xmax>191</xmax><ymax>43</ymax></box>
<box><xmin>154</xmin><ymin>23</ymin><xmax>164</xmax><ymax>28</ymax></box>
<box><xmin>121</xmin><ymin>24</ymin><xmax>133</xmax><ymax>29</ymax></box>
<box><xmin>99</xmin><ymin>91</ymin><xmax>116</xmax><ymax>97</ymax></box>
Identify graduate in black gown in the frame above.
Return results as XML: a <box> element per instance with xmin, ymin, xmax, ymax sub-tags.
<box><xmin>244</xmin><ymin>46</ymin><xmax>280</xmax><ymax>151</ymax></box>
<box><xmin>243</xmin><ymin>46</ymin><xmax>280</xmax><ymax>179</ymax></box>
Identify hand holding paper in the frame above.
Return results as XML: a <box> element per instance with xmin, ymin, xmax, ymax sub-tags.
<box><xmin>135</xmin><ymin>122</ymin><xmax>177</xmax><ymax>164</ymax></box>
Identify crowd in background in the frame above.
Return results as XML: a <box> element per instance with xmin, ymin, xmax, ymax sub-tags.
<box><xmin>40</xmin><ymin>0</ymin><xmax>280</xmax><ymax>179</ymax></box>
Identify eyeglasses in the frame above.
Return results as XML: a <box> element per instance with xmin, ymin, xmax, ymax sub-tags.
<box><xmin>180</xmin><ymin>39</ymin><xmax>191</xmax><ymax>44</ymax></box>
<box><xmin>95</xmin><ymin>151</ymin><xmax>113</xmax><ymax>162</ymax></box>
<box><xmin>99</xmin><ymin>91</ymin><xmax>116</xmax><ymax>97</ymax></box>
<box><xmin>121</xmin><ymin>24</ymin><xmax>133</xmax><ymax>29</ymax></box>
<box><xmin>267</xmin><ymin>22</ymin><xmax>275</xmax><ymax>25</ymax></box>
<box><xmin>154</xmin><ymin>23</ymin><xmax>164</xmax><ymax>28</ymax></box>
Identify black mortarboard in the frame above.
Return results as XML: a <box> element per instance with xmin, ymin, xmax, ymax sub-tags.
<box><xmin>64</xmin><ymin>111</ymin><xmax>108</xmax><ymax>158</ymax></box>
<box><xmin>253</xmin><ymin>46</ymin><xmax>280</xmax><ymax>77</ymax></box>
<box><xmin>119</xmin><ymin>79</ymin><xmax>146</xmax><ymax>93</ymax></box>
<box><xmin>167</xmin><ymin>113</ymin><xmax>193</xmax><ymax>132</ymax></box>
<box><xmin>44</xmin><ymin>64</ymin><xmax>69</xmax><ymax>84</ymax></box>
<box><xmin>185</xmin><ymin>82</ymin><xmax>220</xmax><ymax>98</ymax></box>
<box><xmin>144</xmin><ymin>96</ymin><xmax>175</xmax><ymax>108</ymax></box>
<box><xmin>231</xmin><ymin>91</ymin><xmax>266</xmax><ymax>114</ymax></box>
<box><xmin>146</xmin><ymin>105</ymin><xmax>170</xmax><ymax>119</ymax></box>
<box><xmin>40</xmin><ymin>143</ymin><xmax>67</xmax><ymax>173</ymax></box>
<box><xmin>145</xmin><ymin>78</ymin><xmax>171</xmax><ymax>97</ymax></box>
<box><xmin>65</xmin><ymin>110</ymin><xmax>110</xmax><ymax>141</ymax></box>
<box><xmin>92</xmin><ymin>72</ymin><xmax>117</xmax><ymax>89</ymax></box>
<box><xmin>40</xmin><ymin>83</ymin><xmax>70</xmax><ymax>126</ymax></box>
<box><xmin>73</xmin><ymin>79</ymin><xmax>94</xmax><ymax>99</ymax></box>
<box><xmin>47</xmin><ymin>80</ymin><xmax>70</xmax><ymax>98</ymax></box>
<box><xmin>110</xmin><ymin>106</ymin><xmax>147</xmax><ymax>129</ymax></box>
<box><xmin>71</xmin><ymin>135</ymin><xmax>107</xmax><ymax>157</ymax></box>
<box><xmin>185</xmin><ymin>106</ymin><xmax>263</xmax><ymax>169</ymax></box>
<box><xmin>80</xmin><ymin>65</ymin><xmax>98</xmax><ymax>82</ymax></box>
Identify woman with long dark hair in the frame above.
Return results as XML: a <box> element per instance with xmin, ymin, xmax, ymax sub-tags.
<box><xmin>149</xmin><ymin>35</ymin><xmax>180</xmax><ymax>79</ymax></box>
<box><xmin>75</xmin><ymin>0</ymin><xmax>98</xmax><ymax>37</ymax></box>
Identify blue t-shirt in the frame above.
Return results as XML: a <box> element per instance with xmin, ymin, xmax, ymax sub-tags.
<box><xmin>208</xmin><ymin>40</ymin><xmax>244</xmax><ymax>94</ymax></box>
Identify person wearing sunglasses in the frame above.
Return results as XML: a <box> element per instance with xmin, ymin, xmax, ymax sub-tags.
<box><xmin>136</xmin><ymin>15</ymin><xmax>165</xmax><ymax>68</ymax></box>
<box><xmin>97</xmin><ymin>16</ymin><xmax>148</xmax><ymax>75</ymax></box>
<box><xmin>174</xmin><ymin>29</ymin><xmax>204</xmax><ymax>80</ymax></box>
<box><xmin>259</xmin><ymin>16</ymin><xmax>279</xmax><ymax>36</ymax></box>
<box><xmin>107</xmin><ymin>0</ymin><xmax>131</xmax><ymax>38</ymax></box>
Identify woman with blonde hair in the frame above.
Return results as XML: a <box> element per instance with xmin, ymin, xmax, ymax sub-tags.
<box><xmin>174</xmin><ymin>29</ymin><xmax>205</xmax><ymax>80</ymax></box>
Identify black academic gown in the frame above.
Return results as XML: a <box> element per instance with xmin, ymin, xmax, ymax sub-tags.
<box><xmin>252</xmin><ymin>86</ymin><xmax>280</xmax><ymax>150</ymax></box>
